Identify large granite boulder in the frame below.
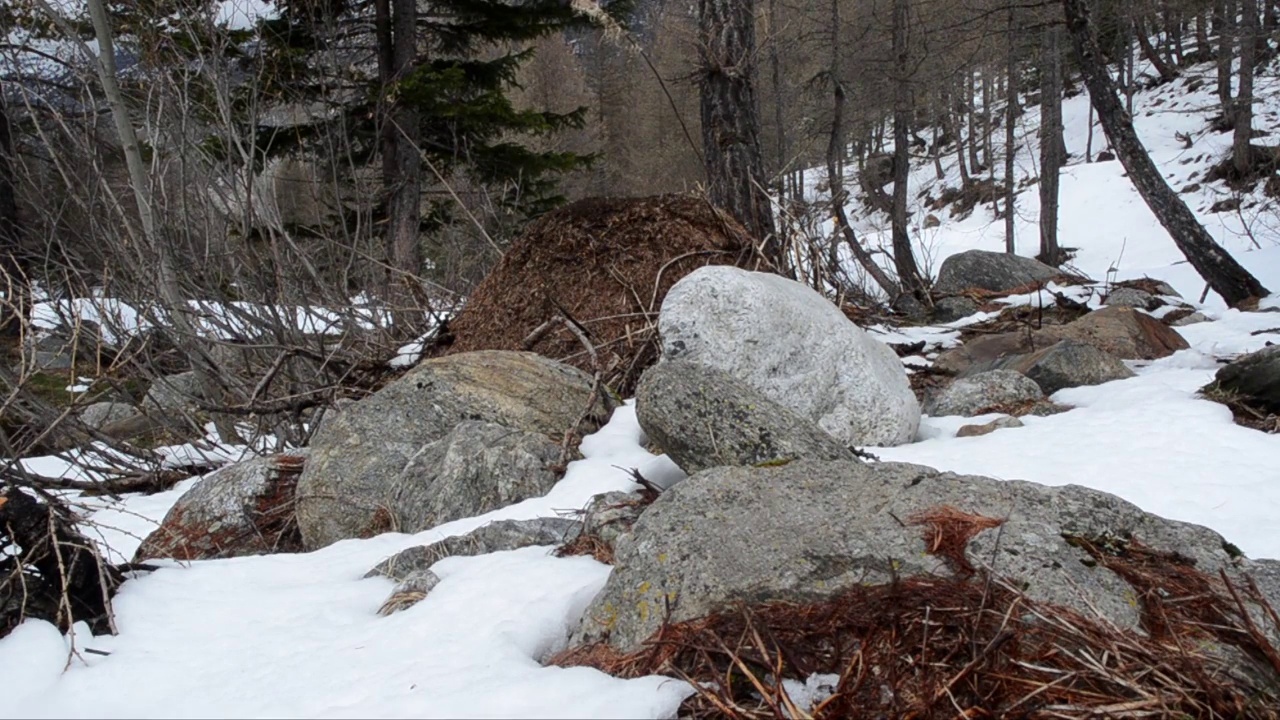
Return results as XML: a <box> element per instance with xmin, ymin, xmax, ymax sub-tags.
<box><xmin>135</xmin><ymin>452</ymin><xmax>308</xmax><ymax>561</ymax></box>
<box><xmin>635</xmin><ymin>361</ymin><xmax>856</xmax><ymax>474</ymax></box>
<box><xmin>933</xmin><ymin>249</ymin><xmax>1065</xmax><ymax>295</ymax></box>
<box><xmin>295</xmin><ymin>351</ymin><xmax>611</xmax><ymax>549</ymax></box>
<box><xmin>569</xmin><ymin>460</ymin><xmax>1280</xmax><ymax>654</ymax></box>
<box><xmin>659</xmin><ymin>266</ymin><xmax>919</xmax><ymax>446</ymax></box>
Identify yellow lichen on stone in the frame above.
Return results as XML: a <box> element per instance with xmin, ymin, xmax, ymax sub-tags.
<box><xmin>637</xmin><ymin>581</ymin><xmax>651</xmax><ymax>594</ymax></box>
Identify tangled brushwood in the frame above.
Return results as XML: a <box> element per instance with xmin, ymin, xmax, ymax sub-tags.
<box><xmin>0</xmin><ymin>487</ymin><xmax>124</xmax><ymax>639</ymax></box>
<box><xmin>552</xmin><ymin>510</ymin><xmax>1280</xmax><ymax>718</ymax></box>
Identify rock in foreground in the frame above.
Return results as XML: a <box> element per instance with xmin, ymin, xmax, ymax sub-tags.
<box><xmin>569</xmin><ymin>460</ymin><xmax>1278</xmax><ymax>653</ymax></box>
<box><xmin>296</xmin><ymin>351</ymin><xmax>610</xmax><ymax>549</ymax></box>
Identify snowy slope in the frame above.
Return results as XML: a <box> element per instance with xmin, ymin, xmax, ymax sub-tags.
<box><xmin>819</xmin><ymin>55</ymin><xmax>1280</xmax><ymax>308</ymax></box>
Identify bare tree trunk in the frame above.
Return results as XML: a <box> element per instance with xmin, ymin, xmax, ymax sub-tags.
<box><xmin>1086</xmin><ymin>102</ymin><xmax>1095</xmax><ymax>161</ymax></box>
<box><xmin>82</xmin><ymin>0</ymin><xmax>245</xmax><ymax>442</ymax></box>
<box><xmin>0</xmin><ymin>92</ymin><xmax>24</xmax><ymax>338</ymax></box>
<box><xmin>1039</xmin><ymin>25</ymin><xmax>1065</xmax><ymax>266</ymax></box>
<box><xmin>698</xmin><ymin>0</ymin><xmax>780</xmax><ymax>265</ymax></box>
<box><xmin>891</xmin><ymin>0</ymin><xmax>927</xmax><ymax>300</ymax></box>
<box><xmin>966</xmin><ymin>69</ymin><xmax>981</xmax><ymax>174</ymax></box>
<box><xmin>1234</xmin><ymin>0</ymin><xmax>1258</xmax><ymax>175</ymax></box>
<box><xmin>1004</xmin><ymin>4</ymin><xmax>1018</xmax><ymax>253</ymax></box>
<box><xmin>768</xmin><ymin>0</ymin><xmax>787</xmax><ymax>204</ymax></box>
<box><xmin>982</xmin><ymin>71</ymin><xmax>994</xmax><ymax>171</ymax></box>
<box><xmin>385</xmin><ymin>0</ymin><xmax>422</xmax><ymax>335</ymax></box>
<box><xmin>1196</xmin><ymin>10</ymin><xmax>1211</xmax><ymax>54</ymax></box>
<box><xmin>1216</xmin><ymin>0</ymin><xmax>1235</xmax><ymax>118</ymax></box>
<box><xmin>1064</xmin><ymin>0</ymin><xmax>1270</xmax><ymax>307</ymax></box>
<box><xmin>947</xmin><ymin>83</ymin><xmax>972</xmax><ymax>186</ymax></box>
<box><xmin>1137</xmin><ymin>17</ymin><xmax>1180</xmax><ymax>82</ymax></box>
<box><xmin>1124</xmin><ymin>15</ymin><xmax>1136</xmax><ymax>116</ymax></box>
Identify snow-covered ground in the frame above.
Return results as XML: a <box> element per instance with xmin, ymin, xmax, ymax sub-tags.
<box><xmin>4</xmin><ymin>51</ymin><xmax>1280</xmax><ymax>720</ymax></box>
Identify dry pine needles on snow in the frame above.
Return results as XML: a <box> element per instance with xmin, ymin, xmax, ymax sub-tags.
<box><xmin>551</xmin><ymin>507</ymin><xmax>1280</xmax><ymax>719</ymax></box>
<box><xmin>439</xmin><ymin>195</ymin><xmax>762</xmax><ymax>395</ymax></box>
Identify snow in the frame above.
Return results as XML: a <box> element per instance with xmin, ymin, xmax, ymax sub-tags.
<box><xmin>5</xmin><ymin>41</ymin><xmax>1280</xmax><ymax>720</ymax></box>
<box><xmin>0</xmin><ymin>405</ymin><xmax>692</xmax><ymax>719</ymax></box>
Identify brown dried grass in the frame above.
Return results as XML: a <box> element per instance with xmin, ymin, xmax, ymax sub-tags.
<box><xmin>551</xmin><ymin>516</ymin><xmax>1280</xmax><ymax>719</ymax></box>
<box><xmin>438</xmin><ymin>195</ymin><xmax>761</xmax><ymax>395</ymax></box>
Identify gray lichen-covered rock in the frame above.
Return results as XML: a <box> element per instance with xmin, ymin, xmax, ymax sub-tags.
<box><xmin>932</xmin><ymin>296</ymin><xmax>982</xmax><ymax>323</ymax></box>
<box><xmin>1104</xmin><ymin>287</ymin><xmax>1158</xmax><ymax>310</ymax></box>
<box><xmin>569</xmin><ymin>460</ymin><xmax>1277</xmax><ymax>653</ymax></box>
<box><xmin>923</xmin><ymin>370</ymin><xmax>1045</xmax><ymax>417</ymax></box>
<box><xmin>141</xmin><ymin>371</ymin><xmax>205</xmax><ymax>421</ymax></box>
<box><xmin>296</xmin><ymin>351</ymin><xmax>610</xmax><ymax>549</ymax></box>
<box><xmin>1207</xmin><ymin>344</ymin><xmax>1280</xmax><ymax>412</ymax></box>
<box><xmin>933</xmin><ymin>249</ymin><xmax>1065</xmax><ymax>295</ymax></box>
<box><xmin>79</xmin><ymin>401</ymin><xmax>139</xmax><ymax>429</ymax></box>
<box><xmin>997</xmin><ymin>339</ymin><xmax>1135</xmax><ymax>395</ymax></box>
<box><xmin>134</xmin><ymin>451</ymin><xmax>309</xmax><ymax>561</ymax></box>
<box><xmin>636</xmin><ymin>361</ymin><xmax>856</xmax><ymax>474</ymax></box>
<box><xmin>659</xmin><ymin>266</ymin><xmax>919</xmax><ymax>447</ymax></box>
<box><xmin>579</xmin><ymin>491</ymin><xmax>648</xmax><ymax>551</ymax></box>
<box><xmin>366</xmin><ymin>516</ymin><xmax>581</xmax><ymax>581</ymax></box>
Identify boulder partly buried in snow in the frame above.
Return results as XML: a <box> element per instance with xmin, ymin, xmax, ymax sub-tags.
<box><xmin>636</xmin><ymin>361</ymin><xmax>856</xmax><ymax>474</ymax></box>
<box><xmin>1206</xmin><ymin>345</ymin><xmax>1280</xmax><ymax>412</ymax></box>
<box><xmin>568</xmin><ymin>459</ymin><xmax>1279</xmax><ymax>654</ymax></box>
<box><xmin>659</xmin><ymin>266</ymin><xmax>919</xmax><ymax>447</ymax></box>
<box><xmin>296</xmin><ymin>351</ymin><xmax>611</xmax><ymax>549</ymax></box>
<box><xmin>134</xmin><ymin>452</ymin><xmax>308</xmax><ymax>561</ymax></box>
<box><xmin>923</xmin><ymin>370</ymin><xmax>1045</xmax><ymax>417</ymax></box>
<box><xmin>1055</xmin><ymin>306</ymin><xmax>1188</xmax><ymax>360</ymax></box>
<box><xmin>933</xmin><ymin>249</ymin><xmax>1065</xmax><ymax>295</ymax></box>
<box><xmin>367</xmin><ymin>516</ymin><xmax>581</xmax><ymax>581</ymax></box>
<box><xmin>997</xmin><ymin>339</ymin><xmax>1135</xmax><ymax>395</ymax></box>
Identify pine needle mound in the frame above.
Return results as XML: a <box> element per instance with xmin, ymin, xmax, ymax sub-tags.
<box><xmin>440</xmin><ymin>195</ymin><xmax>760</xmax><ymax>394</ymax></box>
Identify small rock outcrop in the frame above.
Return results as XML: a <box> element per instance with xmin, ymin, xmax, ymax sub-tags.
<box><xmin>78</xmin><ymin>401</ymin><xmax>139</xmax><ymax>430</ymax></box>
<box><xmin>923</xmin><ymin>370</ymin><xmax>1045</xmax><ymax>417</ymax></box>
<box><xmin>134</xmin><ymin>452</ymin><xmax>308</xmax><ymax>561</ymax></box>
<box><xmin>996</xmin><ymin>339</ymin><xmax>1136</xmax><ymax>395</ymax></box>
<box><xmin>296</xmin><ymin>351</ymin><xmax>611</xmax><ymax>549</ymax></box>
<box><xmin>1206</xmin><ymin>345</ymin><xmax>1280</xmax><ymax>412</ymax></box>
<box><xmin>1055</xmin><ymin>306</ymin><xmax>1189</xmax><ymax>360</ymax></box>
<box><xmin>635</xmin><ymin>361</ymin><xmax>856</xmax><ymax>474</ymax></box>
<box><xmin>366</xmin><ymin>517</ymin><xmax>581</xmax><ymax>581</ymax></box>
<box><xmin>932</xmin><ymin>296</ymin><xmax>981</xmax><ymax>323</ymax></box>
<box><xmin>659</xmin><ymin>266</ymin><xmax>919</xmax><ymax>447</ymax></box>
<box><xmin>568</xmin><ymin>460</ymin><xmax>1279</xmax><ymax>654</ymax></box>
<box><xmin>955</xmin><ymin>415</ymin><xmax>1024</xmax><ymax>437</ymax></box>
<box><xmin>933</xmin><ymin>249</ymin><xmax>1065</xmax><ymax>295</ymax></box>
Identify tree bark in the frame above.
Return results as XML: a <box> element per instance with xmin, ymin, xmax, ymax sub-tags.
<box><xmin>384</xmin><ymin>0</ymin><xmax>422</xmax><ymax>335</ymax></box>
<box><xmin>1039</xmin><ymin>25</ymin><xmax>1065</xmax><ymax>266</ymax></box>
<box><xmin>1063</xmin><ymin>0</ymin><xmax>1270</xmax><ymax>307</ymax></box>
<box><xmin>825</xmin><ymin>0</ymin><xmax>899</xmax><ymax>300</ymax></box>
<box><xmin>698</xmin><ymin>0</ymin><xmax>779</xmax><ymax>266</ymax></box>
<box><xmin>891</xmin><ymin>0</ymin><xmax>926</xmax><ymax>300</ymax></box>
<box><xmin>1234</xmin><ymin>0</ymin><xmax>1258</xmax><ymax>176</ymax></box>
<box><xmin>1004</xmin><ymin>3</ymin><xmax>1018</xmax><ymax>253</ymax></box>
<box><xmin>1136</xmin><ymin>17</ymin><xmax>1180</xmax><ymax>82</ymax></box>
<box><xmin>1216</xmin><ymin>0</ymin><xmax>1235</xmax><ymax>118</ymax></box>
<box><xmin>0</xmin><ymin>91</ymin><xmax>25</xmax><ymax>337</ymax></box>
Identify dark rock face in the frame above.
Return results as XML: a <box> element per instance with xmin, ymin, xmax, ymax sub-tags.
<box><xmin>635</xmin><ymin>361</ymin><xmax>856</xmax><ymax>474</ymax></box>
<box><xmin>933</xmin><ymin>250</ymin><xmax>1065</xmax><ymax>295</ymax></box>
<box><xmin>997</xmin><ymin>339</ymin><xmax>1136</xmax><ymax>395</ymax></box>
<box><xmin>1208</xmin><ymin>345</ymin><xmax>1280</xmax><ymax>412</ymax></box>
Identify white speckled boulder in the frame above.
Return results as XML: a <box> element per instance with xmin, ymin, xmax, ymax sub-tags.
<box><xmin>658</xmin><ymin>266</ymin><xmax>919</xmax><ymax>447</ymax></box>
